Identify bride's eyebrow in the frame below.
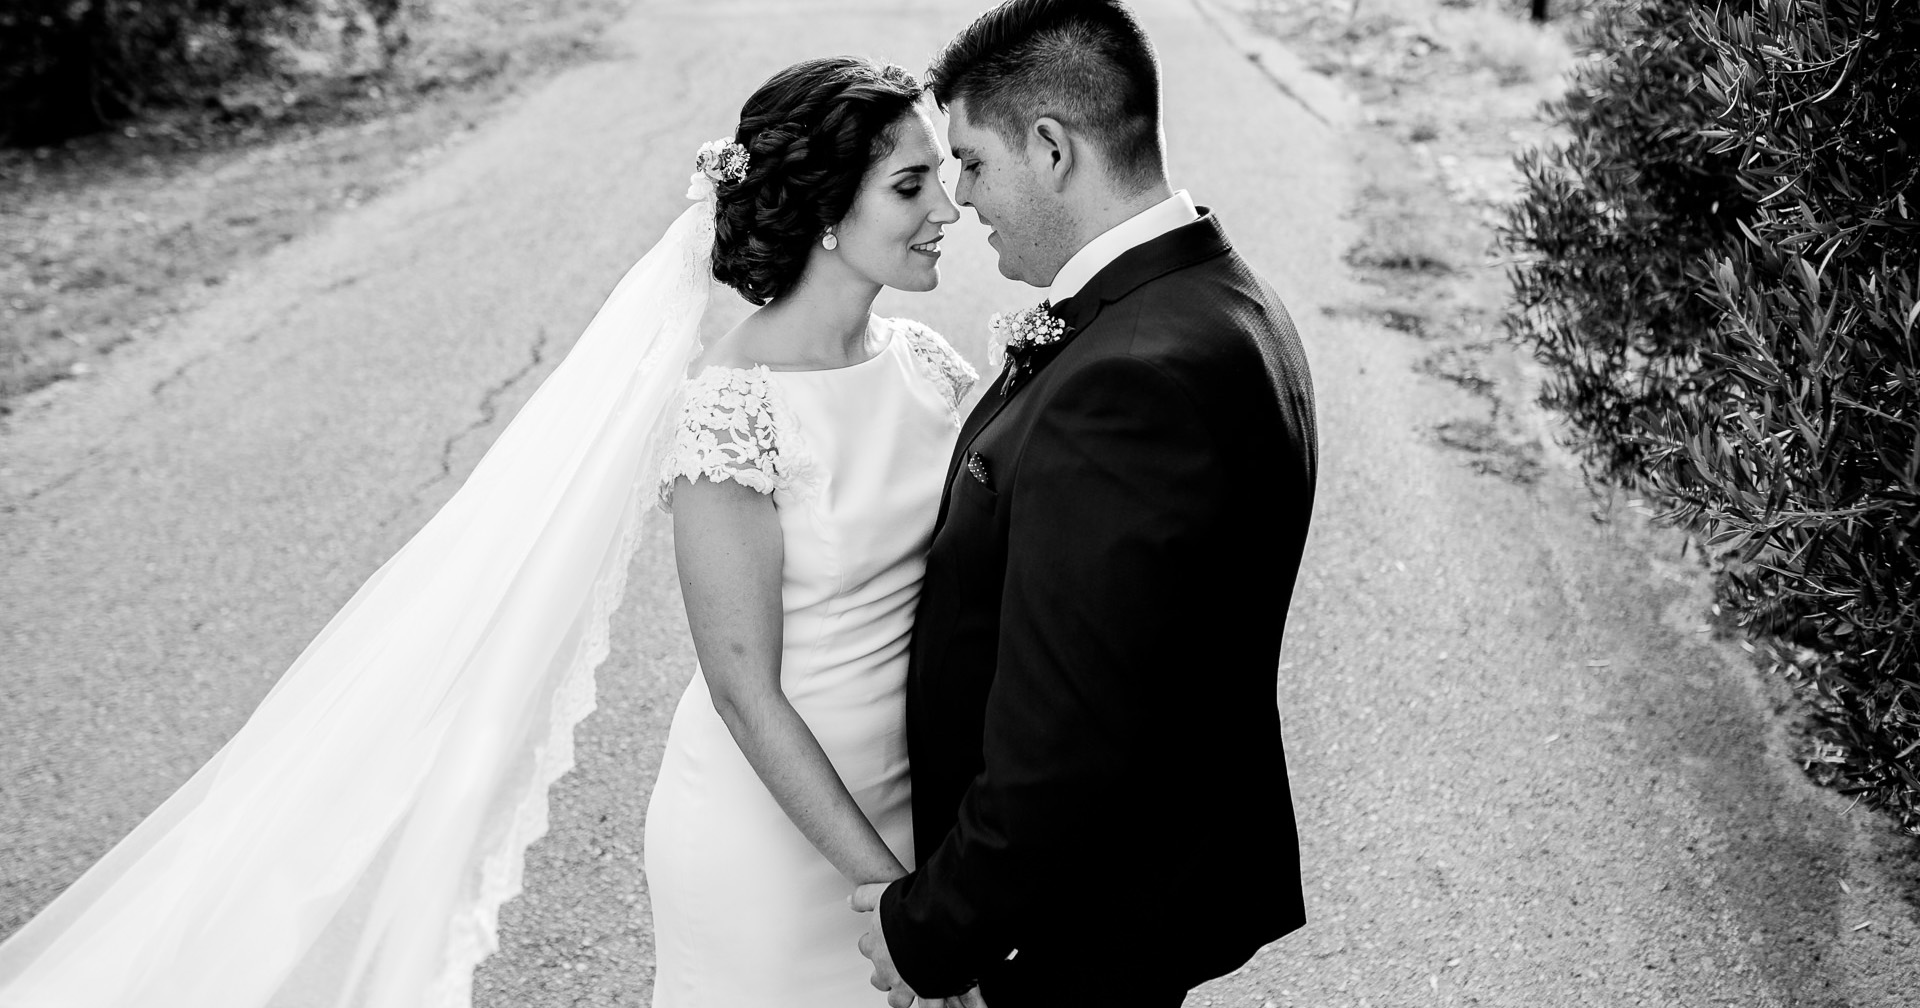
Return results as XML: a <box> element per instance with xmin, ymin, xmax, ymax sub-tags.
<box><xmin>890</xmin><ymin>164</ymin><xmax>933</xmax><ymax>177</ymax></box>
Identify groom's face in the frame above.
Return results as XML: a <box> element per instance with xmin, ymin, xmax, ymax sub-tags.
<box><xmin>944</xmin><ymin>97</ymin><xmax>1071</xmax><ymax>287</ymax></box>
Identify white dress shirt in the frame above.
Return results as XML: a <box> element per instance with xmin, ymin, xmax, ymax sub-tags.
<box><xmin>1044</xmin><ymin>189</ymin><xmax>1201</xmax><ymax>302</ymax></box>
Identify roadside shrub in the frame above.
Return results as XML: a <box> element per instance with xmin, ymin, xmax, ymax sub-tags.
<box><xmin>1643</xmin><ymin>0</ymin><xmax>1920</xmax><ymax>828</ymax></box>
<box><xmin>1505</xmin><ymin>0</ymin><xmax>1920</xmax><ymax>831</ymax></box>
<box><xmin>1502</xmin><ymin>0</ymin><xmax>1754</xmax><ymax>483</ymax></box>
<box><xmin>0</xmin><ymin>0</ymin><xmax>412</xmax><ymax>145</ymax></box>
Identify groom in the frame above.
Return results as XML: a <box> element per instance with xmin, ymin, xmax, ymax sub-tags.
<box><xmin>853</xmin><ymin>1</ymin><xmax>1317</xmax><ymax>1005</ymax></box>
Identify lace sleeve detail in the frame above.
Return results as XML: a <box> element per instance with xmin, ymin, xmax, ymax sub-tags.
<box><xmin>657</xmin><ymin>366</ymin><xmax>813</xmax><ymax>510</ymax></box>
<box><xmin>893</xmin><ymin>318</ymin><xmax>978</xmax><ymax>423</ymax></box>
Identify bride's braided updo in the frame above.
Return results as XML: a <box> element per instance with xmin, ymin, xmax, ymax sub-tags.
<box><xmin>713</xmin><ymin>57</ymin><xmax>924</xmax><ymax>305</ymax></box>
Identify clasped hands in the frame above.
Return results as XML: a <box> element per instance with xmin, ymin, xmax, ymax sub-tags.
<box><xmin>851</xmin><ymin>882</ymin><xmax>987</xmax><ymax>1008</ymax></box>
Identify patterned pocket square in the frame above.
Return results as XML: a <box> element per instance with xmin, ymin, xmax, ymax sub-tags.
<box><xmin>964</xmin><ymin>451</ymin><xmax>993</xmax><ymax>490</ymax></box>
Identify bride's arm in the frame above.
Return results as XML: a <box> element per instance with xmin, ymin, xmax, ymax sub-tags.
<box><xmin>670</xmin><ymin>474</ymin><xmax>908</xmax><ymax>887</ymax></box>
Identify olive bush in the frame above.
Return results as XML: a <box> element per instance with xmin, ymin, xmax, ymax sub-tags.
<box><xmin>1505</xmin><ymin>0</ymin><xmax>1920</xmax><ymax>828</ymax></box>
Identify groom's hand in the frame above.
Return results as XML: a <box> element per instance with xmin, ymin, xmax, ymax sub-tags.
<box><xmin>852</xmin><ymin>882</ymin><xmax>917</xmax><ymax>1008</ymax></box>
<box><xmin>852</xmin><ymin>884</ymin><xmax>988</xmax><ymax>1008</ymax></box>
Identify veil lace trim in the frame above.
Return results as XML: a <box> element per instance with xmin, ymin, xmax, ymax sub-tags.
<box><xmin>431</xmin><ymin>474</ymin><xmax>648</xmax><ymax>1006</ymax></box>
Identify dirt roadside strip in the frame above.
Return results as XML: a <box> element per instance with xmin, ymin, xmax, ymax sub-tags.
<box><xmin>1187</xmin><ymin>0</ymin><xmax>1920</xmax><ymax>1005</ymax></box>
<box><xmin>2</xmin><ymin>1</ymin><xmax>1916</xmax><ymax>1005</ymax></box>
<box><xmin>0</xmin><ymin>0</ymin><xmax>632</xmax><ymax>407</ymax></box>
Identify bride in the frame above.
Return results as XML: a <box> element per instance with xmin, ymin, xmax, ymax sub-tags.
<box><xmin>0</xmin><ymin>55</ymin><xmax>974</xmax><ymax>1008</ymax></box>
<box><xmin>647</xmin><ymin>57</ymin><xmax>973</xmax><ymax>1006</ymax></box>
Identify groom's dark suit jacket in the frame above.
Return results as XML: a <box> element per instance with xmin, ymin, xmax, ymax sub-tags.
<box><xmin>880</xmin><ymin>211</ymin><xmax>1317</xmax><ymax>1005</ymax></box>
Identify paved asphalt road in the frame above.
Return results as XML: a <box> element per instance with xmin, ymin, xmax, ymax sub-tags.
<box><xmin>3</xmin><ymin>0</ymin><xmax>1917</xmax><ymax>1004</ymax></box>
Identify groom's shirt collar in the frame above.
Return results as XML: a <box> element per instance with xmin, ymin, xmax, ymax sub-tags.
<box><xmin>1044</xmin><ymin>189</ymin><xmax>1201</xmax><ymax>303</ymax></box>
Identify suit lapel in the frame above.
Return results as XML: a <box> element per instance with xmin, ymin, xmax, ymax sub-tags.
<box><xmin>931</xmin><ymin>211</ymin><xmax>1235</xmax><ymax>533</ymax></box>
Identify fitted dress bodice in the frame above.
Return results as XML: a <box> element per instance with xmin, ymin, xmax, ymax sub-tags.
<box><xmin>644</xmin><ymin>316</ymin><xmax>975</xmax><ymax>1008</ymax></box>
<box><xmin>759</xmin><ymin>331</ymin><xmax>961</xmax><ymax>728</ymax></box>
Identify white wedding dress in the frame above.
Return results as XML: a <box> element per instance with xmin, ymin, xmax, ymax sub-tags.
<box><xmin>645</xmin><ymin>316</ymin><xmax>976</xmax><ymax>1008</ymax></box>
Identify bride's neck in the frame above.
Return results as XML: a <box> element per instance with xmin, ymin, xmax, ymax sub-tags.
<box><xmin>740</xmin><ymin>275</ymin><xmax>881</xmax><ymax>368</ymax></box>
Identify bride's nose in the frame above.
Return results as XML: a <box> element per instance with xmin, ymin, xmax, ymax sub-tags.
<box><xmin>930</xmin><ymin>186</ymin><xmax>960</xmax><ymax>225</ymax></box>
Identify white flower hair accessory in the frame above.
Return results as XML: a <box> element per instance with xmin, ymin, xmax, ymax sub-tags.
<box><xmin>686</xmin><ymin>138</ymin><xmax>750</xmax><ymax>203</ymax></box>
<box><xmin>697</xmin><ymin>138</ymin><xmax>750</xmax><ymax>182</ymax></box>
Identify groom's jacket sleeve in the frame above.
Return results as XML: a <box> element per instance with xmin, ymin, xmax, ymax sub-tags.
<box><xmin>882</xmin><ymin>349</ymin><xmax>1228</xmax><ymax>994</ymax></box>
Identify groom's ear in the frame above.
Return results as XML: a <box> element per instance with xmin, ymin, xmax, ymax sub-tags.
<box><xmin>1028</xmin><ymin>116</ymin><xmax>1076</xmax><ymax>192</ymax></box>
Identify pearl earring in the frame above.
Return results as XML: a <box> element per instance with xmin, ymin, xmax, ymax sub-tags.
<box><xmin>821</xmin><ymin>231</ymin><xmax>838</xmax><ymax>251</ymax></box>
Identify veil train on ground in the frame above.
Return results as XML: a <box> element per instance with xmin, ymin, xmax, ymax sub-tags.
<box><xmin>0</xmin><ymin>184</ymin><xmax>719</xmax><ymax>1008</ymax></box>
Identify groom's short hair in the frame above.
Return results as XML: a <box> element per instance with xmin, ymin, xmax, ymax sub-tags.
<box><xmin>927</xmin><ymin>0</ymin><xmax>1164</xmax><ymax>187</ymax></box>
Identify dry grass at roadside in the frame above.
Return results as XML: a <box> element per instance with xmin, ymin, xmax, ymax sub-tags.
<box><xmin>1232</xmin><ymin>0</ymin><xmax>1580</xmax><ymax>482</ymax></box>
<box><xmin>1261</xmin><ymin>0</ymin><xmax>1580</xmax><ymax>90</ymax></box>
<box><xmin>1447</xmin><ymin>4</ymin><xmax>1575</xmax><ymax>84</ymax></box>
<box><xmin>0</xmin><ymin>0</ymin><xmax>630</xmax><ymax>413</ymax></box>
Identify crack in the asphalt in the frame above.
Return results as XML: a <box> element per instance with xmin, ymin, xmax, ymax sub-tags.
<box><xmin>5</xmin><ymin>453</ymin><xmax>92</xmax><ymax>511</ymax></box>
<box><xmin>8</xmin><ymin>323</ymin><xmax>245</xmax><ymax>508</ymax></box>
<box><xmin>149</xmin><ymin>351</ymin><xmax>219</xmax><ymax>401</ymax></box>
<box><xmin>150</xmin><ymin>306</ymin><xmax>293</xmax><ymax>400</ymax></box>
<box><xmin>1188</xmin><ymin>0</ymin><xmax>1333</xmax><ymax>127</ymax></box>
<box><xmin>410</xmin><ymin>324</ymin><xmax>553</xmax><ymax>501</ymax></box>
<box><xmin>385</xmin><ymin>44</ymin><xmax>707</xmax><ymax>526</ymax></box>
<box><xmin>15</xmin><ymin>43</ymin><xmax>711</xmax><ymax>532</ymax></box>
<box><xmin>4</xmin><ymin>347</ymin><xmax>213</xmax><ymax>512</ymax></box>
<box><xmin>10</xmin><ymin>304</ymin><xmax>312</xmax><ymax>513</ymax></box>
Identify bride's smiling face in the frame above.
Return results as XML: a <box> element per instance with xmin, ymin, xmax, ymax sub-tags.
<box><xmin>828</xmin><ymin>108</ymin><xmax>961</xmax><ymax>293</ymax></box>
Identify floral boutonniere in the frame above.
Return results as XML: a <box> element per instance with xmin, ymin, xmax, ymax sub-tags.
<box><xmin>988</xmin><ymin>300</ymin><xmax>1074</xmax><ymax>395</ymax></box>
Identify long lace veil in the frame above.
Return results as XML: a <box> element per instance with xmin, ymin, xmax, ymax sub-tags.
<box><xmin>0</xmin><ymin>171</ymin><xmax>722</xmax><ymax>1008</ymax></box>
